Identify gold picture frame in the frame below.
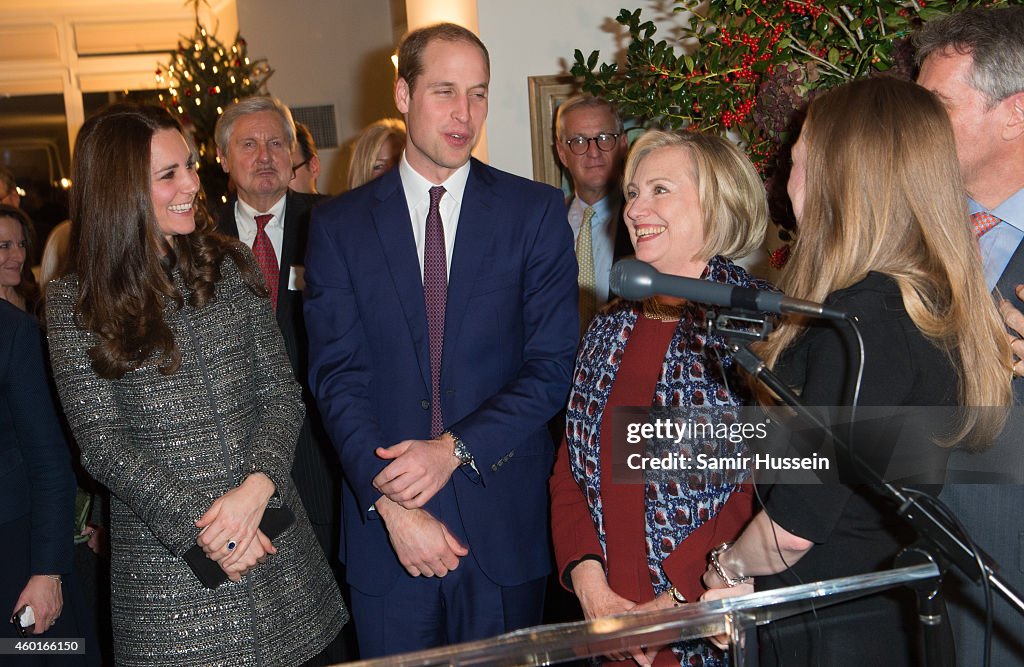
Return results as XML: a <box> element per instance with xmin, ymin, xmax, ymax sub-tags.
<box><xmin>527</xmin><ymin>74</ymin><xmax>580</xmax><ymax>188</ymax></box>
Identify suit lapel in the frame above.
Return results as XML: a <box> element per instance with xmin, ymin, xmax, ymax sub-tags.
<box><xmin>993</xmin><ymin>238</ymin><xmax>1024</xmax><ymax>403</ymax></box>
<box><xmin>995</xmin><ymin>238</ymin><xmax>1024</xmax><ymax>298</ymax></box>
<box><xmin>612</xmin><ymin>200</ymin><xmax>634</xmax><ymax>261</ymax></box>
<box><xmin>274</xmin><ymin>192</ymin><xmax>302</xmax><ymax>326</ymax></box>
<box><xmin>216</xmin><ymin>198</ymin><xmax>240</xmax><ymax>238</ymax></box>
<box><xmin>372</xmin><ymin>173</ymin><xmax>433</xmax><ymax>392</ymax></box>
<box><xmin>442</xmin><ymin>160</ymin><xmax>495</xmax><ymax>381</ymax></box>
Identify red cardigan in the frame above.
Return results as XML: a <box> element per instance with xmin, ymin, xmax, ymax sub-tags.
<box><xmin>550</xmin><ymin>315</ymin><xmax>755</xmax><ymax>663</ymax></box>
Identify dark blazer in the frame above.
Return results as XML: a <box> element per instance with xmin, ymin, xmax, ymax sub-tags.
<box><xmin>940</xmin><ymin>235</ymin><xmax>1024</xmax><ymax>664</ymax></box>
<box><xmin>217</xmin><ymin>190</ymin><xmax>341</xmax><ymax>544</ymax></box>
<box><xmin>304</xmin><ymin>159</ymin><xmax>579</xmax><ymax>594</ymax></box>
<box><xmin>611</xmin><ymin>199</ymin><xmax>633</xmax><ymax>262</ymax></box>
<box><xmin>0</xmin><ymin>300</ymin><xmax>75</xmax><ymax>573</ymax></box>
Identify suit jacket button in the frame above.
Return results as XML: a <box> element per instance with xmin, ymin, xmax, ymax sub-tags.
<box><xmin>420</xmin><ymin>399</ymin><xmax>430</xmax><ymax>410</ymax></box>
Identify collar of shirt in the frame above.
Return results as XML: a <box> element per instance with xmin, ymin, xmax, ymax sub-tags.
<box><xmin>568</xmin><ymin>194</ymin><xmax>617</xmax><ymax>236</ymax></box>
<box><xmin>235</xmin><ymin>193</ymin><xmax>287</xmax><ymax>262</ymax></box>
<box><xmin>972</xmin><ymin>189</ymin><xmax>1024</xmax><ymax>291</ymax></box>
<box><xmin>399</xmin><ymin>153</ymin><xmax>471</xmax><ymax>279</ymax></box>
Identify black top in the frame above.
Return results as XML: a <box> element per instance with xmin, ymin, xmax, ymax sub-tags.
<box><xmin>757</xmin><ymin>272</ymin><xmax>957</xmax><ymax>667</ymax></box>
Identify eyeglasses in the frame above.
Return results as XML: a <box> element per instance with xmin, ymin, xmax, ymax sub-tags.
<box><xmin>291</xmin><ymin>159</ymin><xmax>310</xmax><ymax>176</ymax></box>
<box><xmin>564</xmin><ymin>133</ymin><xmax>621</xmax><ymax>155</ymax></box>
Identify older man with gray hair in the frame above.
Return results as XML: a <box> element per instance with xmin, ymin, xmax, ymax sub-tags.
<box><xmin>214</xmin><ymin>96</ymin><xmax>348</xmax><ymax>664</ymax></box>
<box><xmin>916</xmin><ymin>7</ymin><xmax>1024</xmax><ymax>665</ymax></box>
<box><xmin>554</xmin><ymin>95</ymin><xmax>631</xmax><ymax>331</ymax></box>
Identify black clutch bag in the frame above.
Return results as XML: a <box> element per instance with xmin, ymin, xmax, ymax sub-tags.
<box><xmin>183</xmin><ymin>505</ymin><xmax>295</xmax><ymax>589</ymax></box>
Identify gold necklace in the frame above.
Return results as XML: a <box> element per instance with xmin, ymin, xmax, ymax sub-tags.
<box><xmin>641</xmin><ymin>298</ymin><xmax>685</xmax><ymax>322</ymax></box>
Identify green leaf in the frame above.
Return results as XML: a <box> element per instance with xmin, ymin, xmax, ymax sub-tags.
<box><xmin>884</xmin><ymin>14</ymin><xmax>908</xmax><ymax>28</ymax></box>
<box><xmin>587</xmin><ymin>50</ymin><xmax>599</xmax><ymax>70</ymax></box>
<box><xmin>684</xmin><ymin>55</ymin><xmax>695</xmax><ymax>72</ymax></box>
<box><xmin>918</xmin><ymin>8</ymin><xmax>950</xmax><ymax>21</ymax></box>
<box><xmin>828</xmin><ymin>48</ymin><xmax>839</xmax><ymax>65</ymax></box>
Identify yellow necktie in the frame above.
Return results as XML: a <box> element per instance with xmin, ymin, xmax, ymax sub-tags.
<box><xmin>577</xmin><ymin>206</ymin><xmax>597</xmax><ymax>333</ymax></box>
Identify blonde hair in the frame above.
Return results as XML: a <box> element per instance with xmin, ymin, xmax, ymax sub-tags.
<box><xmin>755</xmin><ymin>76</ymin><xmax>1012</xmax><ymax>449</ymax></box>
<box><xmin>348</xmin><ymin>119</ymin><xmax>406</xmax><ymax>190</ymax></box>
<box><xmin>39</xmin><ymin>219</ymin><xmax>72</xmax><ymax>288</ymax></box>
<box><xmin>622</xmin><ymin>129</ymin><xmax>768</xmax><ymax>261</ymax></box>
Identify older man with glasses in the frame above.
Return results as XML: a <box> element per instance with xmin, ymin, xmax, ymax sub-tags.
<box><xmin>554</xmin><ymin>95</ymin><xmax>632</xmax><ymax>332</ymax></box>
<box><xmin>290</xmin><ymin>122</ymin><xmax>322</xmax><ymax>195</ymax></box>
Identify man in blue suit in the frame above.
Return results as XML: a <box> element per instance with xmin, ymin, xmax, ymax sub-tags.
<box><xmin>304</xmin><ymin>22</ymin><xmax>578</xmax><ymax>657</ymax></box>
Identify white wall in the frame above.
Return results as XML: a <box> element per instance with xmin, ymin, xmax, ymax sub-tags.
<box><xmin>237</xmin><ymin>0</ymin><xmax>398</xmax><ymax>194</ymax></box>
<box><xmin>479</xmin><ymin>0</ymin><xmax>667</xmax><ymax>178</ymax></box>
<box><xmin>234</xmin><ymin>1</ymin><xmax>680</xmax><ymax>186</ymax></box>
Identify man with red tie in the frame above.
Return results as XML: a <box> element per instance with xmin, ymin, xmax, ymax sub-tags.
<box><xmin>916</xmin><ymin>8</ymin><xmax>1024</xmax><ymax>665</ymax></box>
<box><xmin>213</xmin><ymin>97</ymin><xmax>349</xmax><ymax>664</ymax></box>
<box><xmin>304</xmin><ymin>23</ymin><xmax>578</xmax><ymax>658</ymax></box>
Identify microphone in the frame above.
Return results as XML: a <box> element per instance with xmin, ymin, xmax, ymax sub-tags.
<box><xmin>609</xmin><ymin>259</ymin><xmax>849</xmax><ymax>320</ymax></box>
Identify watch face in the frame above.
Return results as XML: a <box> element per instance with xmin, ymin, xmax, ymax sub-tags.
<box><xmin>451</xmin><ymin>436</ymin><xmax>471</xmax><ymax>464</ymax></box>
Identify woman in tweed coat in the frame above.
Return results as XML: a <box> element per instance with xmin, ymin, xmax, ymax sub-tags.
<box><xmin>45</xmin><ymin>104</ymin><xmax>347</xmax><ymax>666</ymax></box>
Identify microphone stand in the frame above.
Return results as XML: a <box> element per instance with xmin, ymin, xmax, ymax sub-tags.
<box><xmin>708</xmin><ymin>309</ymin><xmax>1024</xmax><ymax>667</ymax></box>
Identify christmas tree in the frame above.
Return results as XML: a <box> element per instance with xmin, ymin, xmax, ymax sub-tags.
<box><xmin>156</xmin><ymin>1</ymin><xmax>273</xmax><ymax>204</ymax></box>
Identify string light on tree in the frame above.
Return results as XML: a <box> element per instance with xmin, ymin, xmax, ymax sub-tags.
<box><xmin>154</xmin><ymin>0</ymin><xmax>274</xmax><ymax>203</ymax></box>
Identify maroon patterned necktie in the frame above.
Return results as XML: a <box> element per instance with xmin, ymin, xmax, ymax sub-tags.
<box><xmin>253</xmin><ymin>214</ymin><xmax>279</xmax><ymax>312</ymax></box>
<box><xmin>424</xmin><ymin>186</ymin><xmax>447</xmax><ymax>438</ymax></box>
<box><xmin>971</xmin><ymin>211</ymin><xmax>1001</xmax><ymax>238</ymax></box>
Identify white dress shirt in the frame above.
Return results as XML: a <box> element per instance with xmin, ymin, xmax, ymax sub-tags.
<box><xmin>399</xmin><ymin>153</ymin><xmax>470</xmax><ymax>280</ymax></box>
<box><xmin>234</xmin><ymin>194</ymin><xmax>288</xmax><ymax>264</ymax></box>
<box><xmin>975</xmin><ymin>188</ymin><xmax>1024</xmax><ymax>291</ymax></box>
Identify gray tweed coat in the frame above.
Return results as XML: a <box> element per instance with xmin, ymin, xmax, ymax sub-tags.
<box><xmin>46</xmin><ymin>255</ymin><xmax>347</xmax><ymax>667</ymax></box>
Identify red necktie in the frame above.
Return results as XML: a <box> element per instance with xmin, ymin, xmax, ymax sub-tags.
<box><xmin>971</xmin><ymin>211</ymin><xmax>1001</xmax><ymax>238</ymax></box>
<box><xmin>424</xmin><ymin>186</ymin><xmax>447</xmax><ymax>438</ymax></box>
<box><xmin>253</xmin><ymin>214</ymin><xmax>279</xmax><ymax>312</ymax></box>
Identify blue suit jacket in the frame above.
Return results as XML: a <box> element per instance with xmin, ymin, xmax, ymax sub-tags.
<box><xmin>0</xmin><ymin>300</ymin><xmax>74</xmax><ymax>574</ymax></box>
<box><xmin>305</xmin><ymin>159</ymin><xmax>578</xmax><ymax>594</ymax></box>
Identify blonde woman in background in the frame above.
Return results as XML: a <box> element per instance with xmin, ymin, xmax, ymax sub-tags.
<box><xmin>347</xmin><ymin>118</ymin><xmax>406</xmax><ymax>190</ymax></box>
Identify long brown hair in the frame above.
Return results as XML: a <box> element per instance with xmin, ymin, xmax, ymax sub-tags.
<box><xmin>754</xmin><ymin>76</ymin><xmax>1011</xmax><ymax>449</ymax></box>
<box><xmin>68</xmin><ymin>103</ymin><xmax>265</xmax><ymax>379</ymax></box>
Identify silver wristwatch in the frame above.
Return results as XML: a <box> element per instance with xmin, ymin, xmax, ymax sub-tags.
<box><xmin>446</xmin><ymin>430</ymin><xmax>474</xmax><ymax>466</ymax></box>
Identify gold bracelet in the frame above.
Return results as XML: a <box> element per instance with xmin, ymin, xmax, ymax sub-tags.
<box><xmin>43</xmin><ymin>574</ymin><xmax>62</xmax><ymax>585</ymax></box>
<box><xmin>669</xmin><ymin>586</ymin><xmax>687</xmax><ymax>605</ymax></box>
